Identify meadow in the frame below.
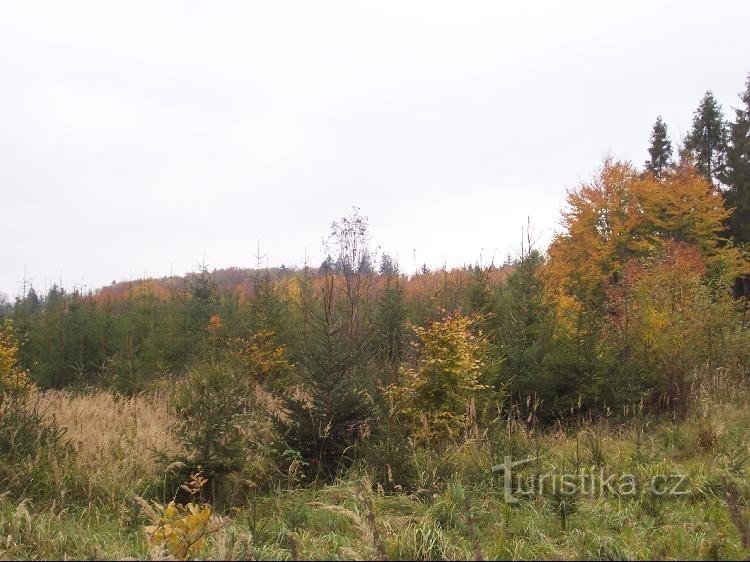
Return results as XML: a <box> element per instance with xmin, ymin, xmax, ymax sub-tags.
<box><xmin>0</xmin><ymin>367</ymin><xmax>748</xmax><ymax>560</ymax></box>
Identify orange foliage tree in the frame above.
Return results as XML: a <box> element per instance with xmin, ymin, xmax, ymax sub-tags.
<box><xmin>547</xmin><ymin>159</ymin><xmax>736</xmax><ymax>305</ymax></box>
<box><xmin>546</xmin><ymin>159</ymin><xmax>744</xmax><ymax>414</ymax></box>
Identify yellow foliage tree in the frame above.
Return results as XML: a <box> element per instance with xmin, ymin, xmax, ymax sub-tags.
<box><xmin>391</xmin><ymin>313</ymin><xmax>487</xmax><ymax>443</ymax></box>
<box><xmin>0</xmin><ymin>320</ymin><xmax>35</xmax><ymax>401</ymax></box>
<box><xmin>144</xmin><ymin>501</ymin><xmax>215</xmax><ymax>560</ymax></box>
<box><xmin>229</xmin><ymin>330</ymin><xmax>293</xmax><ymax>388</ymax></box>
<box><xmin>542</xmin><ymin>159</ymin><xmax>742</xmax><ymax>413</ymax></box>
<box><xmin>138</xmin><ymin>473</ymin><xmax>224</xmax><ymax>560</ymax></box>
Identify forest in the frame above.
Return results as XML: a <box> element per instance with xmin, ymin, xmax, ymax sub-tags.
<box><xmin>1</xmin><ymin>74</ymin><xmax>750</xmax><ymax>560</ymax></box>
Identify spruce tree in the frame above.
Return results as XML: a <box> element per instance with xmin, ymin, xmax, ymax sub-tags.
<box><xmin>684</xmin><ymin>91</ymin><xmax>728</xmax><ymax>187</ymax></box>
<box><xmin>379</xmin><ymin>253</ymin><xmax>396</xmax><ymax>277</ymax></box>
<box><xmin>277</xmin><ymin>209</ymin><xmax>378</xmax><ymax>481</ymax></box>
<box><xmin>724</xmin><ymin>75</ymin><xmax>750</xmax><ymax>243</ymax></box>
<box><xmin>645</xmin><ymin>116</ymin><xmax>673</xmax><ymax>178</ymax></box>
<box><xmin>376</xmin><ymin>268</ymin><xmax>405</xmax><ymax>387</ymax></box>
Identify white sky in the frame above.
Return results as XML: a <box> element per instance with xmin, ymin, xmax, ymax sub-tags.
<box><xmin>1</xmin><ymin>1</ymin><xmax>749</xmax><ymax>298</ymax></box>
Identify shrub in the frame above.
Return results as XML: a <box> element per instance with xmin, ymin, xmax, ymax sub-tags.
<box><xmin>137</xmin><ymin>474</ymin><xmax>224</xmax><ymax>560</ymax></box>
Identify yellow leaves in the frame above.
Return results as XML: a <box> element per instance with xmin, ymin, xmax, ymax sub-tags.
<box><xmin>550</xmin><ymin>291</ymin><xmax>581</xmax><ymax>335</ymax></box>
<box><xmin>605</xmin><ymin>240</ymin><xmax>727</xmax><ymax>377</ymax></box>
<box><xmin>138</xmin><ymin>497</ymin><xmax>222</xmax><ymax>560</ymax></box>
<box><xmin>230</xmin><ymin>330</ymin><xmax>292</xmax><ymax>383</ymax></box>
<box><xmin>391</xmin><ymin>313</ymin><xmax>488</xmax><ymax>442</ymax></box>
<box><xmin>137</xmin><ymin>472</ymin><xmax>223</xmax><ymax>560</ymax></box>
<box><xmin>143</xmin><ymin>502</ymin><xmax>214</xmax><ymax>560</ymax></box>
<box><xmin>0</xmin><ymin>320</ymin><xmax>35</xmax><ymax>400</ymax></box>
<box><xmin>643</xmin><ymin>309</ymin><xmax>669</xmax><ymax>346</ymax></box>
<box><xmin>282</xmin><ymin>277</ymin><xmax>302</xmax><ymax>305</ymax></box>
<box><xmin>547</xmin><ymin>159</ymin><xmax>735</xmax><ymax>302</ymax></box>
<box><xmin>409</xmin><ymin>315</ymin><xmax>485</xmax><ymax>378</ymax></box>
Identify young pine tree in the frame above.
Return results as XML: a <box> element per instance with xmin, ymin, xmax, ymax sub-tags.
<box><xmin>492</xmin><ymin>249</ymin><xmax>556</xmax><ymax>404</ymax></box>
<box><xmin>376</xmin><ymin>259</ymin><xmax>405</xmax><ymax>388</ymax></box>
<box><xmin>166</xmin><ymin>359</ymin><xmax>262</xmax><ymax>503</ymax></box>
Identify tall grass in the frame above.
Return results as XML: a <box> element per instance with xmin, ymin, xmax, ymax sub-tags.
<box><xmin>37</xmin><ymin>388</ymin><xmax>179</xmax><ymax>508</ymax></box>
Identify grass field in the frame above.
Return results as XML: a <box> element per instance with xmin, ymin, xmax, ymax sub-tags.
<box><xmin>0</xmin><ymin>371</ymin><xmax>748</xmax><ymax>560</ymax></box>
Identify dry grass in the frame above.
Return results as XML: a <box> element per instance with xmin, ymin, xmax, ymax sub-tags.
<box><xmin>36</xmin><ymin>389</ymin><xmax>179</xmax><ymax>504</ymax></box>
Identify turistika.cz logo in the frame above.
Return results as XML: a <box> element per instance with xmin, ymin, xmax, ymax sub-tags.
<box><xmin>492</xmin><ymin>456</ymin><xmax>690</xmax><ymax>503</ymax></box>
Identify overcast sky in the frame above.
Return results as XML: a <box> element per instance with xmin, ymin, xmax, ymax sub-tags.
<box><xmin>1</xmin><ymin>1</ymin><xmax>749</xmax><ymax>298</ymax></box>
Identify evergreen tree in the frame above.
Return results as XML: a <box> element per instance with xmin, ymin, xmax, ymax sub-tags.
<box><xmin>188</xmin><ymin>264</ymin><xmax>217</xmax><ymax>325</ymax></box>
<box><xmin>491</xmin><ymin>250</ymin><xmax>557</xmax><ymax>402</ymax></box>
<box><xmin>318</xmin><ymin>254</ymin><xmax>336</xmax><ymax>275</ymax></box>
<box><xmin>684</xmin><ymin>91</ymin><xmax>728</xmax><ymax>186</ymax></box>
<box><xmin>724</xmin><ymin>74</ymin><xmax>750</xmax><ymax>243</ymax></box>
<box><xmin>375</xmin><ymin>274</ymin><xmax>405</xmax><ymax>387</ymax></box>
<box><xmin>279</xmin><ymin>276</ymin><xmax>377</xmax><ymax>481</ymax></box>
<box><xmin>358</xmin><ymin>249</ymin><xmax>375</xmax><ymax>275</ymax></box>
<box><xmin>379</xmin><ymin>253</ymin><xmax>397</xmax><ymax>277</ymax></box>
<box><xmin>465</xmin><ymin>264</ymin><xmax>492</xmax><ymax>314</ymax></box>
<box><xmin>645</xmin><ymin>116</ymin><xmax>673</xmax><ymax>178</ymax></box>
<box><xmin>278</xmin><ymin>209</ymin><xmax>378</xmax><ymax>481</ymax></box>
<box><xmin>0</xmin><ymin>293</ymin><xmax>10</xmax><ymax>319</ymax></box>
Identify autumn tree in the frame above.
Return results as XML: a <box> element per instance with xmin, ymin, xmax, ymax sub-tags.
<box><xmin>645</xmin><ymin>115</ymin><xmax>673</xmax><ymax>179</ymax></box>
<box><xmin>0</xmin><ymin>320</ymin><xmax>35</xmax><ymax>399</ymax></box>
<box><xmin>547</xmin><ymin>161</ymin><xmax>647</xmax><ymax>304</ymax></box>
<box><xmin>548</xmin><ymin>158</ymin><xmax>739</xmax><ymax>416</ymax></box>
<box><xmin>228</xmin><ymin>329</ymin><xmax>293</xmax><ymax>393</ymax></box>
<box><xmin>605</xmin><ymin>241</ymin><xmax>739</xmax><ymax>416</ymax></box>
<box><xmin>390</xmin><ymin>313</ymin><xmax>488</xmax><ymax>444</ymax></box>
<box><xmin>547</xmin><ymin>159</ymin><xmax>733</xmax><ymax>306</ymax></box>
<box><xmin>684</xmin><ymin>91</ymin><xmax>728</xmax><ymax>187</ymax></box>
